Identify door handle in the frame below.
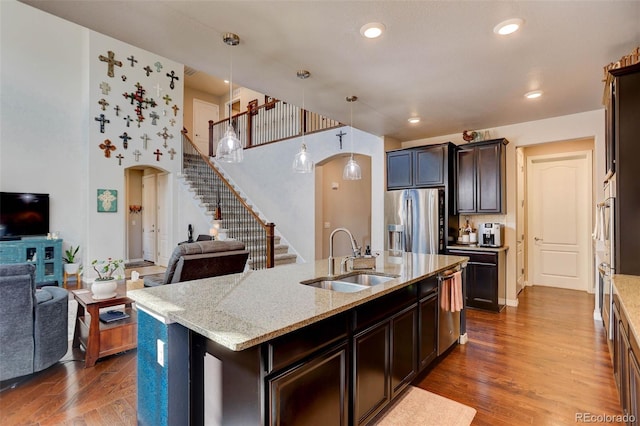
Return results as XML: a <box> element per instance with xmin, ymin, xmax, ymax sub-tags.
<box><xmin>534</xmin><ymin>237</ymin><xmax>543</xmax><ymax>242</ymax></box>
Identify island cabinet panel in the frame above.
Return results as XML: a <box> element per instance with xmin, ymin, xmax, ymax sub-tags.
<box><xmin>418</xmin><ymin>291</ymin><xmax>438</xmax><ymax>370</ymax></box>
<box><xmin>448</xmin><ymin>249</ymin><xmax>504</xmax><ymax>312</ymax></box>
<box><xmin>267</xmin><ymin>343</ymin><xmax>348</xmax><ymax>426</ymax></box>
<box><xmin>353</xmin><ymin>321</ymin><xmax>391</xmax><ymax>425</ymax></box>
<box><xmin>391</xmin><ymin>305</ymin><xmax>418</xmax><ymax>397</ymax></box>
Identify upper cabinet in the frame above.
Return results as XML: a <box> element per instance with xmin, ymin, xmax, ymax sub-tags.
<box><xmin>386</xmin><ymin>142</ymin><xmax>456</xmax><ymax>190</ymax></box>
<box><xmin>456</xmin><ymin>138</ymin><xmax>508</xmax><ymax>214</ymax></box>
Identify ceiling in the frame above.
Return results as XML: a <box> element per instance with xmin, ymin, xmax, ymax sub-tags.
<box><xmin>21</xmin><ymin>1</ymin><xmax>640</xmax><ymax>142</ymax></box>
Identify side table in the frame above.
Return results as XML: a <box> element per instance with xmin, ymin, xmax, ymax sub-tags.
<box><xmin>72</xmin><ymin>282</ymin><xmax>137</xmax><ymax>367</ymax></box>
<box><xmin>63</xmin><ymin>271</ymin><xmax>81</xmax><ymax>289</ymax></box>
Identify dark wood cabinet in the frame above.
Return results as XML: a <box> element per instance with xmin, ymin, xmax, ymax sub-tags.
<box><xmin>447</xmin><ymin>248</ymin><xmax>505</xmax><ymax>312</ymax></box>
<box><xmin>267</xmin><ymin>343</ymin><xmax>348</xmax><ymax>426</ymax></box>
<box><xmin>391</xmin><ymin>305</ymin><xmax>418</xmax><ymax>397</ymax></box>
<box><xmin>386</xmin><ymin>142</ymin><xmax>455</xmax><ymax>190</ymax></box>
<box><xmin>456</xmin><ymin>138</ymin><xmax>507</xmax><ymax>214</ymax></box>
<box><xmin>629</xmin><ymin>341</ymin><xmax>640</xmax><ymax>425</ymax></box>
<box><xmin>418</xmin><ymin>292</ymin><xmax>438</xmax><ymax>370</ymax></box>
<box><xmin>609</xmin><ymin>64</ymin><xmax>640</xmax><ymax>276</ymax></box>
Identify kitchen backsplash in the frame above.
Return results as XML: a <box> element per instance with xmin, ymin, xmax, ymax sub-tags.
<box><xmin>458</xmin><ymin>215</ymin><xmax>506</xmax><ymax>233</ymax></box>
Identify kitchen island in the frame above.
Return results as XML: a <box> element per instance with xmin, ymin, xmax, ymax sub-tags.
<box><xmin>128</xmin><ymin>251</ymin><xmax>468</xmax><ymax>426</ymax></box>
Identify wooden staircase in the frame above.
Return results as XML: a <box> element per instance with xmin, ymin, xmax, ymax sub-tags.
<box><xmin>180</xmin><ymin>152</ymin><xmax>297</xmax><ymax>268</ymax></box>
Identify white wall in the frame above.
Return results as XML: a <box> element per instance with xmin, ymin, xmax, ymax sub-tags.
<box><xmin>217</xmin><ymin>127</ymin><xmax>384</xmax><ymax>263</ymax></box>
<box><xmin>403</xmin><ymin>109</ymin><xmax>606</xmax><ymax>305</ymax></box>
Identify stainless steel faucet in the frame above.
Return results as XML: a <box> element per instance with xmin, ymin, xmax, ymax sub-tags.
<box><xmin>328</xmin><ymin>227</ymin><xmax>361</xmax><ymax>276</ymax></box>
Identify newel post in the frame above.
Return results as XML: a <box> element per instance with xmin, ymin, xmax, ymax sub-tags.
<box><xmin>266</xmin><ymin>223</ymin><xmax>275</xmax><ymax>268</ymax></box>
<box><xmin>208</xmin><ymin>120</ymin><xmax>214</xmax><ymax>157</ymax></box>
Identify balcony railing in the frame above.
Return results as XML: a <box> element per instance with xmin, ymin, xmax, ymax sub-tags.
<box><xmin>208</xmin><ymin>100</ymin><xmax>341</xmax><ymax>156</ymax></box>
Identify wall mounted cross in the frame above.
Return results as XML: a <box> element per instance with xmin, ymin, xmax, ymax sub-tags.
<box><xmin>172</xmin><ymin>104</ymin><xmax>180</xmax><ymax>117</ymax></box>
<box><xmin>140</xmin><ymin>133</ymin><xmax>151</xmax><ymax>149</ymax></box>
<box><xmin>116</xmin><ymin>153</ymin><xmax>124</xmax><ymax>166</ymax></box>
<box><xmin>99</xmin><ymin>139</ymin><xmax>116</xmax><ymax>158</ymax></box>
<box><xmin>154</xmin><ymin>62</ymin><xmax>163</xmax><ymax>72</ymax></box>
<box><xmin>149</xmin><ymin>111</ymin><xmax>159</xmax><ymax>125</ymax></box>
<box><xmin>154</xmin><ymin>83</ymin><xmax>163</xmax><ymax>98</ymax></box>
<box><xmin>98</xmin><ymin>98</ymin><xmax>109</xmax><ymax>111</ymax></box>
<box><xmin>123</xmin><ymin>115</ymin><xmax>133</xmax><ymax>127</ymax></box>
<box><xmin>123</xmin><ymin>82</ymin><xmax>156</xmax><ymax>121</ymax></box>
<box><xmin>100</xmin><ymin>82</ymin><xmax>111</xmax><ymax>95</ymax></box>
<box><xmin>153</xmin><ymin>148</ymin><xmax>163</xmax><ymax>161</ymax></box>
<box><xmin>98</xmin><ymin>50</ymin><xmax>122</xmax><ymax>78</ymax></box>
<box><xmin>127</xmin><ymin>55</ymin><xmax>137</xmax><ymax>67</ymax></box>
<box><xmin>157</xmin><ymin>127</ymin><xmax>173</xmax><ymax>148</ymax></box>
<box><xmin>94</xmin><ymin>114</ymin><xmax>110</xmax><ymax>133</ymax></box>
<box><xmin>133</xmin><ymin>149</ymin><xmax>142</xmax><ymax>162</ymax></box>
<box><xmin>169</xmin><ymin>118</ymin><xmax>176</xmax><ymax>127</ymax></box>
<box><xmin>166</xmin><ymin>70</ymin><xmax>179</xmax><ymax>89</ymax></box>
<box><xmin>119</xmin><ymin>132</ymin><xmax>131</xmax><ymax>149</ymax></box>
<box><xmin>336</xmin><ymin>130</ymin><xmax>347</xmax><ymax>150</ymax></box>
<box><xmin>143</xmin><ymin>65</ymin><xmax>153</xmax><ymax>77</ymax></box>
<box><xmin>167</xmin><ymin>148</ymin><xmax>177</xmax><ymax>160</ymax></box>
<box><xmin>162</xmin><ymin>94</ymin><xmax>172</xmax><ymax>105</ymax></box>
<box><xmin>114</xmin><ymin>105</ymin><xmax>121</xmax><ymax>116</ymax></box>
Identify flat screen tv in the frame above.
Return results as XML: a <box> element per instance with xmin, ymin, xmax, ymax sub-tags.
<box><xmin>0</xmin><ymin>192</ymin><xmax>50</xmax><ymax>239</ymax></box>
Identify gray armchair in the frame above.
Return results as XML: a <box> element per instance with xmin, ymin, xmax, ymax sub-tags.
<box><xmin>0</xmin><ymin>263</ymin><xmax>68</xmax><ymax>382</ymax></box>
<box><xmin>144</xmin><ymin>240</ymin><xmax>249</xmax><ymax>287</ymax></box>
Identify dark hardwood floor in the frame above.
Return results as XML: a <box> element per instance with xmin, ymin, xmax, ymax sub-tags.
<box><xmin>0</xmin><ymin>285</ymin><xmax>621</xmax><ymax>425</ymax></box>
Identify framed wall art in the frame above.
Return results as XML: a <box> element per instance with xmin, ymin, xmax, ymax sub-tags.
<box><xmin>97</xmin><ymin>189</ymin><xmax>118</xmax><ymax>212</ymax></box>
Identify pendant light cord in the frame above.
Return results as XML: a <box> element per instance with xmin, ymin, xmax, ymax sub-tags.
<box><xmin>228</xmin><ymin>47</ymin><xmax>233</xmax><ymax>127</ymax></box>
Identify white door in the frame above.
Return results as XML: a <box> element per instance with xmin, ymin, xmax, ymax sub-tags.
<box><xmin>527</xmin><ymin>151</ymin><xmax>592</xmax><ymax>291</ymax></box>
<box><xmin>516</xmin><ymin>148</ymin><xmax>526</xmax><ymax>293</ymax></box>
<box><xmin>156</xmin><ymin>173</ymin><xmax>171</xmax><ymax>267</ymax></box>
<box><xmin>142</xmin><ymin>174</ymin><xmax>157</xmax><ymax>262</ymax></box>
<box><xmin>193</xmin><ymin>99</ymin><xmax>219</xmax><ymax>155</ymax></box>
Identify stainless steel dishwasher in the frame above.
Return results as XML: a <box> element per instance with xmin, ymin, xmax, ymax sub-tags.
<box><xmin>438</xmin><ymin>273</ymin><xmax>461</xmax><ymax>355</ymax></box>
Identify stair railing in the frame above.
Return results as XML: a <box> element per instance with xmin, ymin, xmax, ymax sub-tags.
<box><xmin>208</xmin><ymin>100</ymin><xmax>341</xmax><ymax>156</ymax></box>
<box><xmin>182</xmin><ymin>131</ymin><xmax>275</xmax><ymax>269</ymax></box>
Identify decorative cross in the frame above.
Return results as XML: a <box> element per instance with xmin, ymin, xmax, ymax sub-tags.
<box><xmin>136</xmin><ymin>117</ymin><xmax>144</xmax><ymax>128</ymax></box>
<box><xmin>172</xmin><ymin>104</ymin><xmax>180</xmax><ymax>117</ymax></box>
<box><xmin>127</xmin><ymin>55</ymin><xmax>137</xmax><ymax>67</ymax></box>
<box><xmin>167</xmin><ymin>148</ymin><xmax>177</xmax><ymax>160</ymax></box>
<box><xmin>153</xmin><ymin>148</ymin><xmax>163</xmax><ymax>161</ymax></box>
<box><xmin>94</xmin><ymin>114</ymin><xmax>110</xmax><ymax>133</ymax></box>
<box><xmin>166</xmin><ymin>70</ymin><xmax>179</xmax><ymax>89</ymax></box>
<box><xmin>154</xmin><ymin>61</ymin><xmax>163</xmax><ymax>72</ymax></box>
<box><xmin>157</xmin><ymin>127</ymin><xmax>173</xmax><ymax>148</ymax></box>
<box><xmin>336</xmin><ymin>130</ymin><xmax>347</xmax><ymax>150</ymax></box>
<box><xmin>119</xmin><ymin>132</ymin><xmax>132</xmax><ymax>149</ymax></box>
<box><xmin>149</xmin><ymin>111</ymin><xmax>160</xmax><ymax>125</ymax></box>
<box><xmin>123</xmin><ymin>115</ymin><xmax>133</xmax><ymax>127</ymax></box>
<box><xmin>154</xmin><ymin>83</ymin><xmax>163</xmax><ymax>98</ymax></box>
<box><xmin>143</xmin><ymin>65</ymin><xmax>153</xmax><ymax>77</ymax></box>
<box><xmin>98</xmin><ymin>98</ymin><xmax>109</xmax><ymax>111</ymax></box>
<box><xmin>114</xmin><ymin>105</ymin><xmax>121</xmax><ymax>116</ymax></box>
<box><xmin>162</xmin><ymin>94</ymin><xmax>172</xmax><ymax>105</ymax></box>
<box><xmin>99</xmin><ymin>139</ymin><xmax>116</xmax><ymax>158</ymax></box>
<box><xmin>121</xmin><ymin>75</ymin><xmax>127</xmax><ymax>82</ymax></box>
<box><xmin>169</xmin><ymin>118</ymin><xmax>176</xmax><ymax>127</ymax></box>
<box><xmin>100</xmin><ymin>82</ymin><xmax>111</xmax><ymax>95</ymax></box>
<box><xmin>123</xmin><ymin>82</ymin><xmax>156</xmax><ymax>121</ymax></box>
<box><xmin>140</xmin><ymin>133</ymin><xmax>151</xmax><ymax>149</ymax></box>
<box><xmin>116</xmin><ymin>153</ymin><xmax>124</xmax><ymax>165</ymax></box>
<box><xmin>98</xmin><ymin>50</ymin><xmax>122</xmax><ymax>78</ymax></box>
<box><xmin>133</xmin><ymin>149</ymin><xmax>142</xmax><ymax>162</ymax></box>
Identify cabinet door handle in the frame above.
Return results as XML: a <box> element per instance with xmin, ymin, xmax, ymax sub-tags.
<box><xmin>534</xmin><ymin>237</ymin><xmax>543</xmax><ymax>242</ymax></box>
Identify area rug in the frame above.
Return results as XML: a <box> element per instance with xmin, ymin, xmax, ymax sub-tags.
<box><xmin>125</xmin><ymin>260</ymin><xmax>154</xmax><ymax>268</ymax></box>
<box><xmin>373</xmin><ymin>386</ymin><xmax>476</xmax><ymax>426</ymax></box>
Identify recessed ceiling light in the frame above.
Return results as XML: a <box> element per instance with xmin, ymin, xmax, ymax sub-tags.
<box><xmin>525</xmin><ymin>90</ymin><xmax>543</xmax><ymax>99</ymax></box>
<box><xmin>493</xmin><ymin>18</ymin><xmax>524</xmax><ymax>35</ymax></box>
<box><xmin>408</xmin><ymin>117</ymin><xmax>421</xmax><ymax>124</ymax></box>
<box><xmin>360</xmin><ymin>22</ymin><xmax>385</xmax><ymax>39</ymax></box>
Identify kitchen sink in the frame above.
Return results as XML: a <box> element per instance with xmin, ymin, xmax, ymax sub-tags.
<box><xmin>300</xmin><ymin>272</ymin><xmax>398</xmax><ymax>293</ymax></box>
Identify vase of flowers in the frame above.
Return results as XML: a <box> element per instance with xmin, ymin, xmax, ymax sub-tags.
<box><xmin>90</xmin><ymin>258</ymin><xmax>123</xmax><ymax>300</ymax></box>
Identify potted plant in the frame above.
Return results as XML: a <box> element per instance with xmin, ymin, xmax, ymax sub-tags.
<box><xmin>63</xmin><ymin>245</ymin><xmax>80</xmax><ymax>274</ymax></box>
<box><xmin>90</xmin><ymin>258</ymin><xmax>124</xmax><ymax>299</ymax></box>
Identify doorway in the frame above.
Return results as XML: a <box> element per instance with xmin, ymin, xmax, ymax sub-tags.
<box><xmin>193</xmin><ymin>99</ymin><xmax>219</xmax><ymax>154</ymax></box>
<box><xmin>126</xmin><ymin>166</ymin><xmax>171</xmax><ymax>267</ymax></box>
<box><xmin>526</xmin><ymin>149</ymin><xmax>592</xmax><ymax>291</ymax></box>
<box><xmin>315</xmin><ymin>154</ymin><xmax>372</xmax><ymax>259</ymax></box>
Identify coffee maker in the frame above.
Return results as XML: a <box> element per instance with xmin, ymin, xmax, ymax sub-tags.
<box><xmin>479</xmin><ymin>223</ymin><xmax>504</xmax><ymax>247</ymax></box>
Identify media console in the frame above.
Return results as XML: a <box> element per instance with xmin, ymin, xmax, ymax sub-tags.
<box><xmin>0</xmin><ymin>237</ymin><xmax>63</xmax><ymax>286</ymax></box>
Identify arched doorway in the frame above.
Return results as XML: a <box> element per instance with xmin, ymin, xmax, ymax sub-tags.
<box><xmin>315</xmin><ymin>153</ymin><xmax>372</xmax><ymax>259</ymax></box>
<box><xmin>125</xmin><ymin>166</ymin><xmax>171</xmax><ymax>266</ymax></box>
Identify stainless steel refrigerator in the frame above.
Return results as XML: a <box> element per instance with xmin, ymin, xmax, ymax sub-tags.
<box><xmin>384</xmin><ymin>188</ymin><xmax>444</xmax><ymax>255</ymax></box>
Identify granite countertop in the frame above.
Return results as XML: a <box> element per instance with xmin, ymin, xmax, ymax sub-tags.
<box><xmin>447</xmin><ymin>244</ymin><xmax>509</xmax><ymax>252</ymax></box>
<box><xmin>127</xmin><ymin>252</ymin><xmax>468</xmax><ymax>352</ymax></box>
<box><xmin>613</xmin><ymin>274</ymin><xmax>640</xmax><ymax>342</ymax></box>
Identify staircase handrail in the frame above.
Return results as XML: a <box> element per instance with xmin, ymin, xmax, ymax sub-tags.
<box><xmin>182</xmin><ymin>130</ymin><xmax>275</xmax><ymax>268</ymax></box>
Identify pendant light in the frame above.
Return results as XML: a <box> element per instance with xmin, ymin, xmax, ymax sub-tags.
<box><xmin>343</xmin><ymin>96</ymin><xmax>362</xmax><ymax>180</ymax></box>
<box><xmin>216</xmin><ymin>33</ymin><xmax>243</xmax><ymax>163</ymax></box>
<box><xmin>292</xmin><ymin>70</ymin><xmax>314</xmax><ymax>173</ymax></box>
